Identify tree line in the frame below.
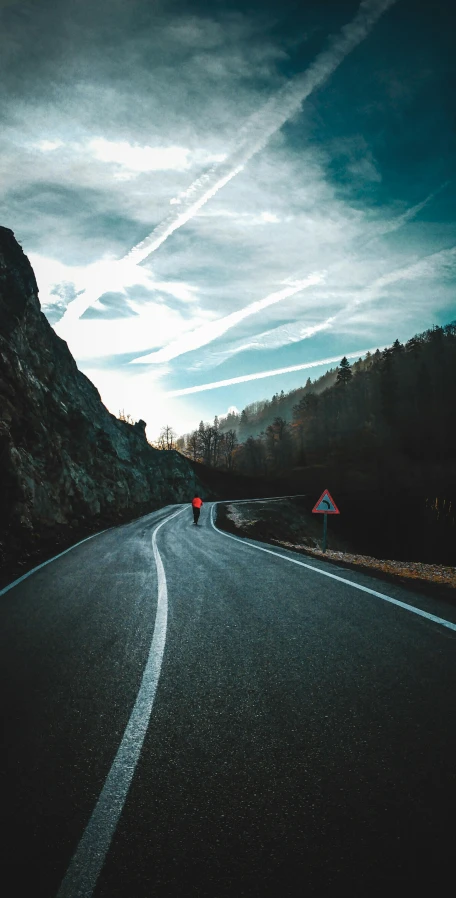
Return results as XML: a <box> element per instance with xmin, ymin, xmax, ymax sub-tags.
<box><xmin>176</xmin><ymin>321</ymin><xmax>456</xmax><ymax>482</ymax></box>
<box><xmin>177</xmin><ymin>418</ymin><xmax>239</xmax><ymax>469</ymax></box>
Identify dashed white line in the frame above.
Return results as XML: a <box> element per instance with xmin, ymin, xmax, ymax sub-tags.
<box><xmin>210</xmin><ymin>504</ymin><xmax>456</xmax><ymax>634</ymax></box>
<box><xmin>56</xmin><ymin>506</ymin><xmax>185</xmax><ymax>898</ymax></box>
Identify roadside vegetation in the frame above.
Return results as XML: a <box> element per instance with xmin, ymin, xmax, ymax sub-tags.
<box><xmin>178</xmin><ymin>321</ymin><xmax>456</xmax><ymax>565</ymax></box>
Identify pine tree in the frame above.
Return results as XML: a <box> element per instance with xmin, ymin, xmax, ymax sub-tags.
<box><xmin>336</xmin><ymin>356</ymin><xmax>352</xmax><ymax>386</ymax></box>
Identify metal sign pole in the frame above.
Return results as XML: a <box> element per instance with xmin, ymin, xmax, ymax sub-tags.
<box><xmin>312</xmin><ymin>489</ymin><xmax>339</xmax><ymax>553</ymax></box>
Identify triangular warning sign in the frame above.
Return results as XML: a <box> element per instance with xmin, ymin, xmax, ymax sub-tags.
<box><xmin>312</xmin><ymin>489</ymin><xmax>340</xmax><ymax>514</ymax></box>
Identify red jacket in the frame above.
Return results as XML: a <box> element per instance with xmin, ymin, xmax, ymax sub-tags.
<box><xmin>192</xmin><ymin>497</ymin><xmax>203</xmax><ymax>508</ymax></box>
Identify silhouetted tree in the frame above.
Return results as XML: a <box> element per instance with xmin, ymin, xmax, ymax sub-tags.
<box><xmin>157</xmin><ymin>424</ymin><xmax>176</xmax><ymax>450</ymax></box>
<box><xmin>336</xmin><ymin>356</ymin><xmax>352</xmax><ymax>386</ymax></box>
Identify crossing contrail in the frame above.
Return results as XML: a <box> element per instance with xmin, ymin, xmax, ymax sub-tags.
<box><xmin>124</xmin><ymin>0</ymin><xmax>398</xmax><ymax>267</ymax></box>
<box><xmin>130</xmin><ymin>272</ymin><xmax>324</xmax><ymax>365</ymax></box>
<box><xmin>159</xmin><ymin>241</ymin><xmax>456</xmax><ymax>392</ymax></box>
<box><xmin>185</xmin><ymin>188</ymin><xmax>442</xmax><ymax>372</ymax></box>
<box><xmin>165</xmin><ymin>348</ymin><xmax>378</xmax><ymax>396</ymax></box>
<box><xmin>57</xmin><ymin>0</ymin><xmax>398</xmax><ymax>327</ymax></box>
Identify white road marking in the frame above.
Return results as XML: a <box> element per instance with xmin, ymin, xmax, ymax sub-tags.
<box><xmin>0</xmin><ymin>506</ymin><xmax>179</xmax><ymax>597</ymax></box>
<box><xmin>0</xmin><ymin>530</ymin><xmax>109</xmax><ymax>596</ymax></box>
<box><xmin>216</xmin><ymin>494</ymin><xmax>307</xmax><ymax>504</ymax></box>
<box><xmin>56</xmin><ymin>506</ymin><xmax>185</xmax><ymax>898</ymax></box>
<box><xmin>210</xmin><ymin>504</ymin><xmax>456</xmax><ymax>634</ymax></box>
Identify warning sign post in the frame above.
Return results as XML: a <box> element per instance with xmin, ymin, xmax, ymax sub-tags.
<box><xmin>312</xmin><ymin>489</ymin><xmax>340</xmax><ymax>552</ymax></box>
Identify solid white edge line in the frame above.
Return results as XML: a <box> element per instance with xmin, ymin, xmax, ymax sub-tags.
<box><xmin>210</xmin><ymin>503</ymin><xmax>456</xmax><ymax>634</ymax></box>
<box><xmin>213</xmin><ymin>494</ymin><xmax>307</xmax><ymax>504</ymax></box>
<box><xmin>0</xmin><ymin>506</ymin><xmax>180</xmax><ymax>597</ymax></box>
<box><xmin>0</xmin><ymin>529</ymin><xmax>110</xmax><ymax>597</ymax></box>
<box><xmin>56</xmin><ymin>506</ymin><xmax>186</xmax><ymax>898</ymax></box>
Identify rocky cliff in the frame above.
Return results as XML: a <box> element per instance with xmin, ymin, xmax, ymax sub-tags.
<box><xmin>0</xmin><ymin>227</ymin><xmax>202</xmax><ymax>583</ymax></box>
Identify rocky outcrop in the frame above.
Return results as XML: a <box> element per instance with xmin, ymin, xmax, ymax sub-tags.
<box><xmin>0</xmin><ymin>226</ymin><xmax>202</xmax><ymax>582</ymax></box>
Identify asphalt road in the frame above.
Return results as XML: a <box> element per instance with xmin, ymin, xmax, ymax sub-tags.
<box><xmin>1</xmin><ymin>501</ymin><xmax>455</xmax><ymax>897</ymax></box>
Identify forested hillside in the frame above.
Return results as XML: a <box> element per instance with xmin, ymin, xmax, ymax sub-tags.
<box><xmin>178</xmin><ymin>322</ymin><xmax>456</xmax><ymax>562</ymax></box>
<box><xmin>179</xmin><ymin>322</ymin><xmax>456</xmax><ymax>482</ymax></box>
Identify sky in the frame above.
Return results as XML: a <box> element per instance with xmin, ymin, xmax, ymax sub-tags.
<box><xmin>1</xmin><ymin>0</ymin><xmax>455</xmax><ymax>439</ymax></box>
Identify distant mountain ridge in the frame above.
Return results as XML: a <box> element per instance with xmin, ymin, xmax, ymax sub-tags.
<box><xmin>0</xmin><ymin>226</ymin><xmax>201</xmax><ymax>583</ymax></box>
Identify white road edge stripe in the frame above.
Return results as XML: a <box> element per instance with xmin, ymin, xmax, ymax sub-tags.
<box><xmin>212</xmin><ymin>493</ymin><xmax>307</xmax><ymax>504</ymax></box>
<box><xmin>56</xmin><ymin>506</ymin><xmax>185</xmax><ymax>898</ymax></box>
<box><xmin>0</xmin><ymin>530</ymin><xmax>110</xmax><ymax>597</ymax></box>
<box><xmin>210</xmin><ymin>503</ymin><xmax>456</xmax><ymax>634</ymax></box>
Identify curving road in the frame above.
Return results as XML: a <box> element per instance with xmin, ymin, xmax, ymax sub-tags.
<box><xmin>1</xmin><ymin>501</ymin><xmax>455</xmax><ymax>897</ymax></box>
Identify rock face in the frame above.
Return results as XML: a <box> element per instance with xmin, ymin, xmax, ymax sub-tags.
<box><xmin>0</xmin><ymin>227</ymin><xmax>201</xmax><ymax>578</ymax></box>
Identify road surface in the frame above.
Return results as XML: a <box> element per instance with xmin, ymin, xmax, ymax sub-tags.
<box><xmin>1</xmin><ymin>502</ymin><xmax>455</xmax><ymax>897</ymax></box>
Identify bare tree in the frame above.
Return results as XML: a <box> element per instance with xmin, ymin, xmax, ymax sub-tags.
<box><xmin>197</xmin><ymin>420</ymin><xmax>215</xmax><ymax>465</ymax></box>
<box><xmin>222</xmin><ymin>428</ymin><xmax>238</xmax><ymax>470</ymax></box>
<box><xmin>156</xmin><ymin>424</ymin><xmax>177</xmax><ymax>450</ymax></box>
<box><xmin>186</xmin><ymin>431</ymin><xmax>199</xmax><ymax>461</ymax></box>
<box><xmin>211</xmin><ymin>415</ymin><xmax>222</xmax><ymax>467</ymax></box>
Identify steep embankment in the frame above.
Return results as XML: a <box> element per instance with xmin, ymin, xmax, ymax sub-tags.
<box><xmin>0</xmin><ymin>227</ymin><xmax>202</xmax><ymax>584</ymax></box>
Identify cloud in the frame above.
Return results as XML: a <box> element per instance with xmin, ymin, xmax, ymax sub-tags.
<box><xmin>185</xmin><ymin>192</ymin><xmax>446</xmax><ymax>371</ymax></box>
<box><xmin>130</xmin><ymin>272</ymin><xmax>325</xmax><ymax>365</ymax></box>
<box><xmin>55</xmin><ymin>0</ymin><xmax>397</xmax><ymax>325</ymax></box>
<box><xmin>80</xmin><ymin>291</ymin><xmax>140</xmax><ymax>320</ymax></box>
<box><xmin>286</xmin><ymin>244</ymin><xmax>456</xmax><ymax>341</ymax></box>
<box><xmin>192</xmin><ymin>312</ymin><xmax>337</xmax><ymax>371</ymax></box>
<box><xmin>342</xmin><ymin>243</ymin><xmax>456</xmax><ymax>310</ymax></box>
<box><xmin>89</xmin><ymin>139</ymin><xmax>191</xmax><ymax>174</ymax></box>
<box><xmin>362</xmin><ymin>185</ymin><xmax>450</xmax><ymax>243</ymax></box>
<box><xmin>3</xmin><ymin>0</ymin><xmax>454</xmax><ymax>437</ymax></box>
<box><xmin>37</xmin><ymin>139</ymin><xmax>64</xmax><ymax>152</ymax></box>
<box><xmin>122</xmin><ymin>0</ymin><xmax>397</xmax><ymax>267</ymax></box>
<box><xmin>165</xmin><ymin>348</ymin><xmax>378</xmax><ymax>397</ymax></box>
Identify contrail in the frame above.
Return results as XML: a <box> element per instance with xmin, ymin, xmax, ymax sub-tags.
<box><xmin>125</xmin><ymin>0</ymin><xmax>398</xmax><ymax>267</ymax></box>
<box><xmin>160</xmin><ymin>246</ymin><xmax>456</xmax><ymax>396</ymax></box>
<box><xmin>363</xmin><ymin>181</ymin><xmax>450</xmax><ymax>243</ymax></box>
<box><xmin>295</xmin><ymin>244</ymin><xmax>456</xmax><ymax>338</ymax></box>
<box><xmin>341</xmin><ymin>243</ymin><xmax>456</xmax><ymax>312</ymax></box>
<box><xmin>131</xmin><ymin>184</ymin><xmax>440</xmax><ymax>369</ymax></box>
<box><xmin>165</xmin><ymin>348</ymin><xmax>378</xmax><ymax>396</ymax></box>
<box><xmin>190</xmin><ymin>314</ymin><xmax>337</xmax><ymax>372</ymax></box>
<box><xmin>160</xmin><ymin>187</ymin><xmax>442</xmax><ymax>372</ymax></box>
<box><xmin>130</xmin><ymin>272</ymin><xmax>324</xmax><ymax>365</ymax></box>
<box><xmin>57</xmin><ymin>0</ymin><xmax>397</xmax><ymax>327</ymax></box>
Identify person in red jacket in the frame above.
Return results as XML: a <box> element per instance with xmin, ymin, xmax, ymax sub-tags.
<box><xmin>191</xmin><ymin>494</ymin><xmax>203</xmax><ymax>525</ymax></box>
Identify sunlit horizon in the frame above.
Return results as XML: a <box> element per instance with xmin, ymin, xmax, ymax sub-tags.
<box><xmin>2</xmin><ymin>0</ymin><xmax>455</xmax><ymax>438</ymax></box>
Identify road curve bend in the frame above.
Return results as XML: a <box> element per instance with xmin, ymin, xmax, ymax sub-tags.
<box><xmin>0</xmin><ymin>501</ymin><xmax>455</xmax><ymax>898</ymax></box>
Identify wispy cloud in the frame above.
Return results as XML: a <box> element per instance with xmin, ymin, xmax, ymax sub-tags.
<box><xmin>3</xmin><ymin>0</ymin><xmax>454</xmax><ymax>437</ymax></box>
<box><xmin>166</xmin><ymin>348</ymin><xmax>378</xmax><ymax>397</ymax></box>
<box><xmin>340</xmin><ymin>244</ymin><xmax>456</xmax><ymax>313</ymax></box>
<box><xmin>362</xmin><ymin>186</ymin><xmax>449</xmax><ymax>243</ymax></box>
<box><xmin>125</xmin><ymin>0</ymin><xmax>397</xmax><ymax>267</ymax></box>
<box><xmin>192</xmin><ymin>313</ymin><xmax>337</xmax><ymax>371</ymax></box>
<box><xmin>89</xmin><ymin>139</ymin><xmax>191</xmax><ymax>174</ymax></box>
<box><xmin>56</xmin><ymin>0</ymin><xmax>397</xmax><ymax>327</ymax></box>
<box><xmin>130</xmin><ymin>272</ymin><xmax>324</xmax><ymax>364</ymax></box>
<box><xmin>188</xmin><ymin>193</ymin><xmax>445</xmax><ymax>371</ymax></box>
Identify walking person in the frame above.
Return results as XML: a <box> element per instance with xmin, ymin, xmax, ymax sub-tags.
<box><xmin>192</xmin><ymin>494</ymin><xmax>203</xmax><ymax>525</ymax></box>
